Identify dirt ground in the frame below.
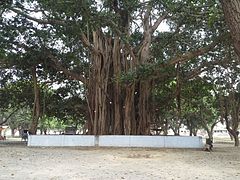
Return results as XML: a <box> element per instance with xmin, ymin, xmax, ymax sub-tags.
<box><xmin>0</xmin><ymin>139</ymin><xmax>240</xmax><ymax>180</ymax></box>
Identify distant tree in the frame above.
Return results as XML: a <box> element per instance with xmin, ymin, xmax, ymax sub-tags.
<box><xmin>180</xmin><ymin>77</ymin><xmax>219</xmax><ymax>138</ymax></box>
<box><xmin>8</xmin><ymin>108</ymin><xmax>32</xmax><ymax>137</ymax></box>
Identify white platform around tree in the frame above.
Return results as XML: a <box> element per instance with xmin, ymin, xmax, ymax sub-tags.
<box><xmin>28</xmin><ymin>135</ymin><xmax>203</xmax><ymax>148</ymax></box>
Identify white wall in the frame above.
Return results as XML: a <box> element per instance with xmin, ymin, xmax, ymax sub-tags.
<box><xmin>28</xmin><ymin>135</ymin><xmax>95</xmax><ymax>147</ymax></box>
<box><xmin>28</xmin><ymin>135</ymin><xmax>203</xmax><ymax>148</ymax></box>
<box><xmin>99</xmin><ymin>136</ymin><xmax>166</xmax><ymax>147</ymax></box>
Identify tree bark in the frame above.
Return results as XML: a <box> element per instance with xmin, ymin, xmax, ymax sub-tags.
<box><xmin>229</xmin><ymin>92</ymin><xmax>240</xmax><ymax>147</ymax></box>
<box><xmin>226</xmin><ymin>122</ymin><xmax>239</xmax><ymax>147</ymax></box>
<box><xmin>29</xmin><ymin>66</ymin><xmax>41</xmax><ymax>135</ymax></box>
<box><xmin>123</xmin><ymin>84</ymin><xmax>135</xmax><ymax>135</ymax></box>
<box><xmin>221</xmin><ymin>0</ymin><xmax>240</xmax><ymax>58</ymax></box>
<box><xmin>137</xmin><ymin>81</ymin><xmax>152</xmax><ymax>135</ymax></box>
<box><xmin>112</xmin><ymin>37</ymin><xmax>123</xmax><ymax>134</ymax></box>
<box><xmin>221</xmin><ymin>93</ymin><xmax>240</xmax><ymax>147</ymax></box>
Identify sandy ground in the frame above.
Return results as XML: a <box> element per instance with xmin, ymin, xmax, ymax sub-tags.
<box><xmin>0</xmin><ymin>139</ymin><xmax>240</xmax><ymax>180</ymax></box>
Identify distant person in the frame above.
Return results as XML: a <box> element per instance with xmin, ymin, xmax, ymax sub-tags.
<box><xmin>205</xmin><ymin>138</ymin><xmax>213</xmax><ymax>151</ymax></box>
<box><xmin>21</xmin><ymin>130</ymin><xmax>28</xmax><ymax>141</ymax></box>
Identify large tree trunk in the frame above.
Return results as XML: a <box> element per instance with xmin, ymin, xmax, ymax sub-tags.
<box><xmin>87</xmin><ymin>32</ymin><xmax>123</xmax><ymax>135</ymax></box>
<box><xmin>221</xmin><ymin>0</ymin><xmax>240</xmax><ymax>58</ymax></box>
<box><xmin>29</xmin><ymin>66</ymin><xmax>41</xmax><ymax>135</ymax></box>
<box><xmin>137</xmin><ymin>81</ymin><xmax>152</xmax><ymax>135</ymax></box>
<box><xmin>11</xmin><ymin>128</ymin><xmax>15</xmax><ymax>137</ymax></box>
<box><xmin>85</xmin><ymin>3</ymin><xmax>155</xmax><ymax>135</ymax></box>
<box><xmin>229</xmin><ymin>92</ymin><xmax>240</xmax><ymax>147</ymax></box>
<box><xmin>112</xmin><ymin>38</ymin><xmax>123</xmax><ymax>134</ymax></box>
<box><xmin>205</xmin><ymin>129</ymin><xmax>213</xmax><ymax>140</ymax></box>
<box><xmin>88</xmin><ymin>32</ymin><xmax>111</xmax><ymax>135</ymax></box>
<box><xmin>226</xmin><ymin>124</ymin><xmax>239</xmax><ymax>147</ymax></box>
<box><xmin>221</xmin><ymin>93</ymin><xmax>240</xmax><ymax>147</ymax></box>
<box><xmin>86</xmin><ymin>31</ymin><xmax>152</xmax><ymax>135</ymax></box>
<box><xmin>231</xmin><ymin>130</ymin><xmax>239</xmax><ymax>147</ymax></box>
<box><xmin>124</xmin><ymin>84</ymin><xmax>136</xmax><ymax>135</ymax></box>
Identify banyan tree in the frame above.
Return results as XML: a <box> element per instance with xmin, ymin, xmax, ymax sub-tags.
<box><xmin>0</xmin><ymin>0</ymin><xmax>230</xmax><ymax>135</ymax></box>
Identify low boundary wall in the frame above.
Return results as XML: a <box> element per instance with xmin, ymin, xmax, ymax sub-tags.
<box><xmin>28</xmin><ymin>135</ymin><xmax>203</xmax><ymax>148</ymax></box>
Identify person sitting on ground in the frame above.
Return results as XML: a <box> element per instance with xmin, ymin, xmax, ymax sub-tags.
<box><xmin>21</xmin><ymin>130</ymin><xmax>28</xmax><ymax>141</ymax></box>
<box><xmin>205</xmin><ymin>138</ymin><xmax>213</xmax><ymax>151</ymax></box>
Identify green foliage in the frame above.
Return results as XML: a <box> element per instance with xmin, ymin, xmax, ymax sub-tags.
<box><xmin>0</xmin><ymin>107</ymin><xmax>32</xmax><ymax>130</ymax></box>
<box><xmin>0</xmin><ymin>0</ymin><xmax>238</xmax><ymax>134</ymax></box>
<box><xmin>117</xmin><ymin>64</ymin><xmax>156</xmax><ymax>84</ymax></box>
<box><xmin>0</xmin><ymin>80</ymin><xmax>34</xmax><ymax>109</ymax></box>
<box><xmin>153</xmin><ymin>75</ymin><xmax>220</xmax><ymax>135</ymax></box>
<box><xmin>39</xmin><ymin>116</ymin><xmax>66</xmax><ymax>132</ymax></box>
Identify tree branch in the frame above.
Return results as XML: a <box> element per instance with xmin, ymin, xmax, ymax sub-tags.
<box><xmin>150</xmin><ymin>13</ymin><xmax>168</xmax><ymax>34</ymax></box>
<box><xmin>9</xmin><ymin>7</ymin><xmax>100</xmax><ymax>55</ymax></box>
<box><xmin>0</xmin><ymin>108</ymin><xmax>19</xmax><ymax>126</ymax></box>
<box><xmin>134</xmin><ymin>35</ymin><xmax>229</xmax><ymax>83</ymax></box>
<box><xmin>168</xmin><ymin>34</ymin><xmax>228</xmax><ymax>65</ymax></box>
<box><xmin>47</xmin><ymin>53</ymin><xmax>86</xmax><ymax>84</ymax></box>
<box><xmin>80</xmin><ymin>33</ymin><xmax>100</xmax><ymax>55</ymax></box>
<box><xmin>9</xmin><ymin>7</ymin><xmax>66</xmax><ymax>26</ymax></box>
<box><xmin>183</xmin><ymin>57</ymin><xmax>230</xmax><ymax>80</ymax></box>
